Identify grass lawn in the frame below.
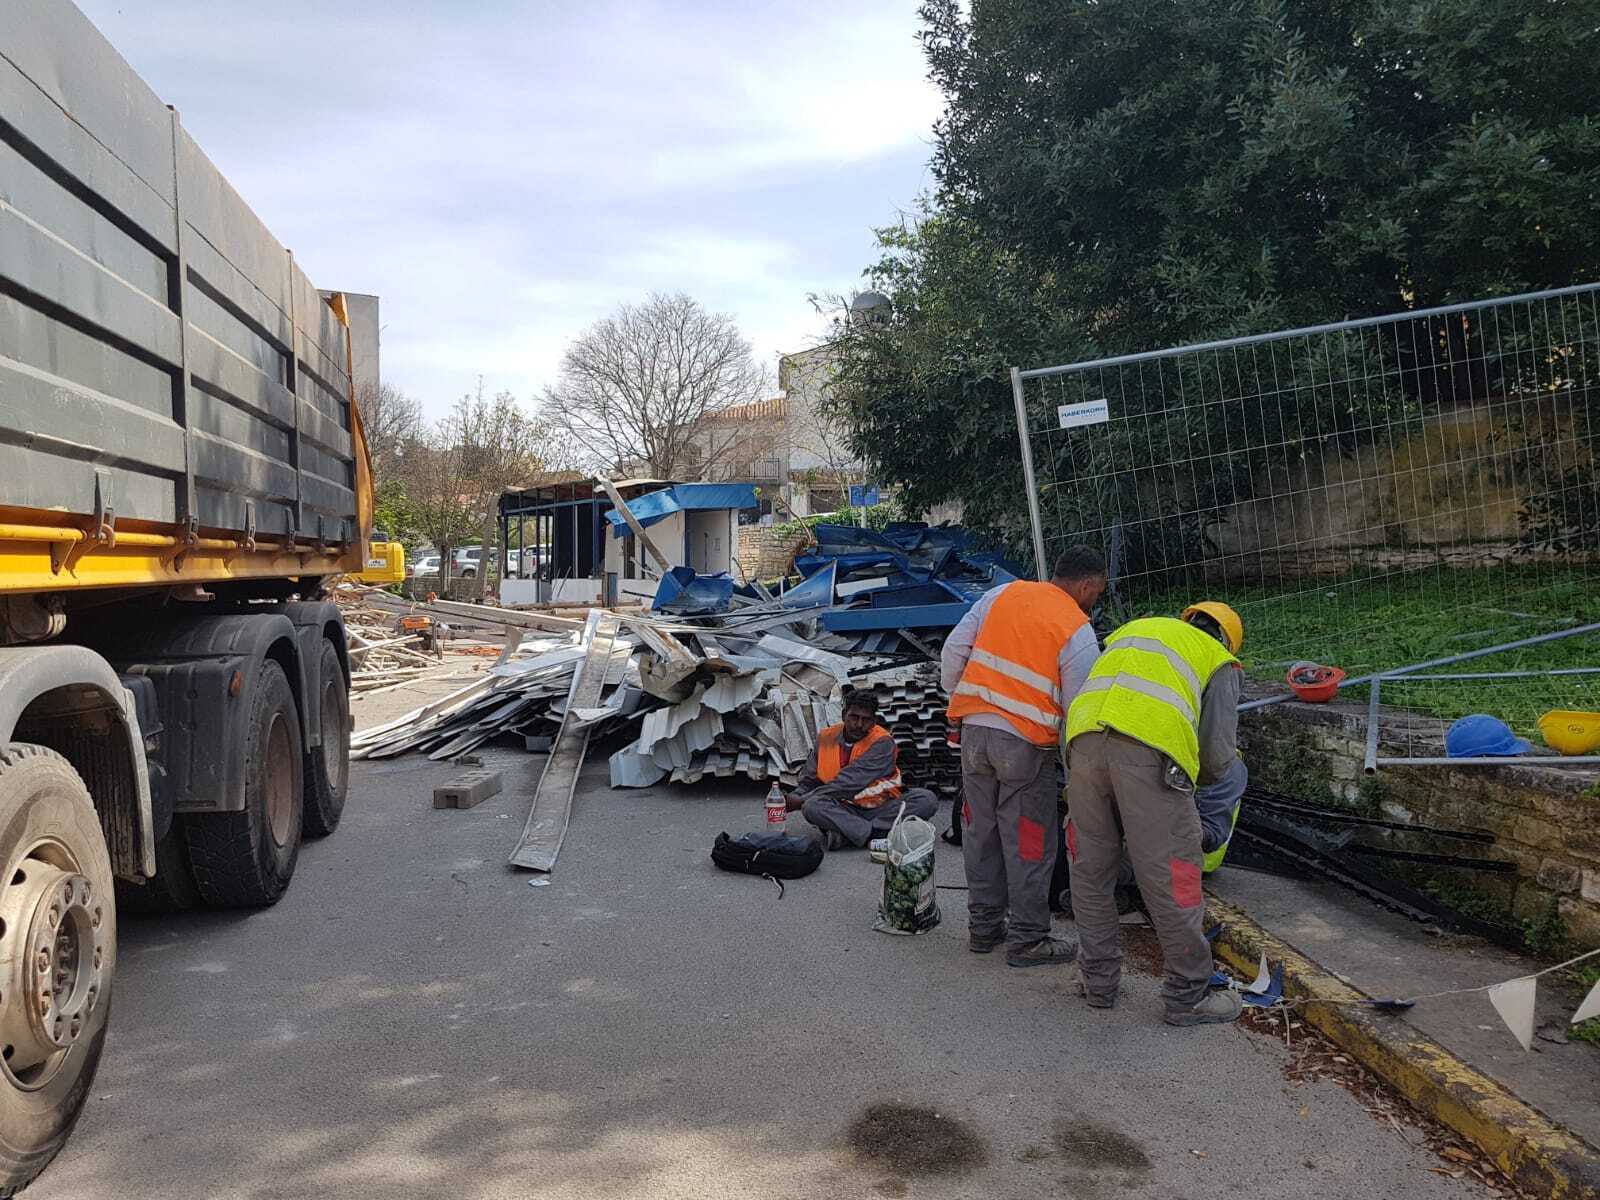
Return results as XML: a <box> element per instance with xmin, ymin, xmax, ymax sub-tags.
<box><xmin>1133</xmin><ymin>563</ymin><xmax>1598</xmax><ymax>741</ymax></box>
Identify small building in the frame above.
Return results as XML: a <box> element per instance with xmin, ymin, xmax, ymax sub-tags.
<box><xmin>497</xmin><ymin>476</ymin><xmax>758</xmax><ymax>607</ymax></box>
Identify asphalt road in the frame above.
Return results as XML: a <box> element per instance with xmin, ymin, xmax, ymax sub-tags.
<box><xmin>33</xmin><ymin>731</ymin><xmax>1485</xmax><ymax>1199</ymax></box>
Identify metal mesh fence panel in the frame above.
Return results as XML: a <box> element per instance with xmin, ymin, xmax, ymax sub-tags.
<box><xmin>1011</xmin><ymin>284</ymin><xmax>1600</xmax><ymax>717</ymax></box>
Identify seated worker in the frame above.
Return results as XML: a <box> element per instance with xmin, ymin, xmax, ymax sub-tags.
<box><xmin>786</xmin><ymin>689</ymin><xmax>939</xmax><ymax>850</ymax></box>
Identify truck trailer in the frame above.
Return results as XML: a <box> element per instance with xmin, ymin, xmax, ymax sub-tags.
<box><xmin>0</xmin><ymin>1</ymin><xmax>374</xmax><ymax>1188</ymax></box>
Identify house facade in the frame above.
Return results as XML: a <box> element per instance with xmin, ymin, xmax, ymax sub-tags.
<box><xmin>685</xmin><ymin>343</ymin><xmax>867</xmax><ymax>519</ymax></box>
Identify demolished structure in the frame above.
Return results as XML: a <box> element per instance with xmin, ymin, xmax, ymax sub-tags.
<box><xmin>354</xmin><ymin>520</ymin><xmax>1018</xmax><ymax>868</ymax></box>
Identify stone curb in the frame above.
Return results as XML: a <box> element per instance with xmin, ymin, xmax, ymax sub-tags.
<box><xmin>1207</xmin><ymin>895</ymin><xmax>1600</xmax><ymax>1200</ymax></box>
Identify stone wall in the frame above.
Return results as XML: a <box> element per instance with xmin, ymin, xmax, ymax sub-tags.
<box><xmin>736</xmin><ymin>525</ymin><xmax>811</xmax><ymax>581</ymax></box>
<box><xmin>1240</xmin><ymin>697</ymin><xmax>1600</xmax><ymax>950</ymax></box>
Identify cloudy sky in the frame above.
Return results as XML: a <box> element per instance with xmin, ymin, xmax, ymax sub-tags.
<box><xmin>73</xmin><ymin>1</ymin><xmax>943</xmax><ymax>417</ymax></box>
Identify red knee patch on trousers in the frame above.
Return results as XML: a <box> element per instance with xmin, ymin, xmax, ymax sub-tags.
<box><xmin>1066</xmin><ymin>819</ymin><xmax>1078</xmax><ymax>864</ymax></box>
<box><xmin>1170</xmin><ymin>858</ymin><xmax>1203</xmax><ymax>908</ymax></box>
<box><xmin>1018</xmin><ymin>815</ymin><xmax>1046</xmax><ymax>863</ymax></box>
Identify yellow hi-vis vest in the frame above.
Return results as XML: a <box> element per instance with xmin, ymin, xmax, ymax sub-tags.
<box><xmin>1064</xmin><ymin>616</ymin><xmax>1239</xmax><ymax>783</ymax></box>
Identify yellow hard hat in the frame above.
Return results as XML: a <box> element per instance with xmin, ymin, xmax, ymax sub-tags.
<box><xmin>1182</xmin><ymin>601</ymin><xmax>1244</xmax><ymax>654</ymax></box>
<box><xmin>1537</xmin><ymin>710</ymin><xmax>1600</xmax><ymax>756</ymax></box>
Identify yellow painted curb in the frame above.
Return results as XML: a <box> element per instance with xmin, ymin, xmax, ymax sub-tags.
<box><xmin>1207</xmin><ymin>895</ymin><xmax>1600</xmax><ymax>1200</ymax></box>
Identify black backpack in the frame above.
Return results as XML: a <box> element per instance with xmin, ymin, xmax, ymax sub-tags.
<box><xmin>711</xmin><ymin>831</ymin><xmax>823</xmax><ymax>890</ymax></box>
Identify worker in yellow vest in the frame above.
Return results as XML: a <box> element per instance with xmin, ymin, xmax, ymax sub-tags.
<box><xmin>789</xmin><ymin>690</ymin><xmax>939</xmax><ymax>850</ymax></box>
<box><xmin>1063</xmin><ymin>601</ymin><xmax>1245</xmax><ymax>1025</ymax></box>
<box><xmin>942</xmin><ymin>547</ymin><xmax>1106</xmax><ymax>967</ymax></box>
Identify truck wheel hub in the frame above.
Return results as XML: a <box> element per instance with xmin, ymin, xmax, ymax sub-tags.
<box><xmin>0</xmin><ymin>858</ymin><xmax>106</xmax><ymax>1078</ymax></box>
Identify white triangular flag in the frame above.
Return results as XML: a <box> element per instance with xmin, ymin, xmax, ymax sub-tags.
<box><xmin>1487</xmin><ymin>977</ymin><xmax>1538</xmax><ymax>1051</ymax></box>
<box><xmin>1245</xmin><ymin>951</ymin><xmax>1272</xmax><ymax>995</ymax></box>
<box><xmin>1572</xmin><ymin>977</ymin><xmax>1600</xmax><ymax>1026</ymax></box>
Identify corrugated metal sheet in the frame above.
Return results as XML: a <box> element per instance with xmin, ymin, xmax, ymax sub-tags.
<box><xmin>0</xmin><ymin>0</ymin><xmax>359</xmax><ymax>544</ymax></box>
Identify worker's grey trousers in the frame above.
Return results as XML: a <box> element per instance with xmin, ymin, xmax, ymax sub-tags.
<box><xmin>1066</xmin><ymin>729</ymin><xmax>1213</xmax><ymax>1012</ymax></box>
<box><xmin>960</xmin><ymin>723</ymin><xmax>1059</xmax><ymax>949</ymax></box>
<box><xmin>802</xmin><ymin>788</ymin><xmax>939</xmax><ymax>847</ymax></box>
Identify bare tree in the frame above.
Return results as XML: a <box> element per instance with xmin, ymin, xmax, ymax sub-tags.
<box><xmin>356</xmin><ymin>381</ymin><xmax>424</xmax><ymax>483</ymax></box>
<box><xmin>544</xmin><ymin>292</ymin><xmax>768</xmax><ymax>478</ymax></box>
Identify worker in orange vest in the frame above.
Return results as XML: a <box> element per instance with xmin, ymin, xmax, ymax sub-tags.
<box><xmin>942</xmin><ymin>546</ymin><xmax>1107</xmax><ymax>967</ymax></box>
<box><xmin>789</xmin><ymin>689</ymin><xmax>939</xmax><ymax>850</ymax></box>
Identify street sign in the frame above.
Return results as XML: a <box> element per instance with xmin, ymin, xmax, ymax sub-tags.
<box><xmin>849</xmin><ymin>484</ymin><xmax>881</xmax><ymax>507</ymax></box>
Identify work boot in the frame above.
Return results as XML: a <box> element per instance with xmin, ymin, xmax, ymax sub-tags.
<box><xmin>1165</xmin><ymin>988</ymin><xmax>1244</xmax><ymax>1027</ymax></box>
<box><xmin>816</xmin><ymin>830</ymin><xmax>846</xmax><ymax>852</ymax></box>
<box><xmin>968</xmin><ymin>927</ymin><xmax>1006</xmax><ymax>954</ymax></box>
<box><xmin>1071</xmin><ymin>967</ymin><xmax>1115</xmax><ymax>1009</ymax></box>
<box><xmin>1006</xmin><ymin>936</ymin><xmax>1078</xmax><ymax>968</ymax></box>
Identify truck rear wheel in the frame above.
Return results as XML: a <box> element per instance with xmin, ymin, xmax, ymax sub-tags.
<box><xmin>0</xmin><ymin>744</ymin><xmax>115</xmax><ymax>1196</ymax></box>
<box><xmin>183</xmin><ymin>660</ymin><xmax>303</xmax><ymax>907</ymax></box>
<box><xmin>302</xmin><ymin>639</ymin><xmax>349</xmax><ymax>838</ymax></box>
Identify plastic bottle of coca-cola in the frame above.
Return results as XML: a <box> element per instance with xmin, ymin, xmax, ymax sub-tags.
<box><xmin>765</xmin><ymin>781</ymin><xmax>787</xmax><ymax>835</ymax></box>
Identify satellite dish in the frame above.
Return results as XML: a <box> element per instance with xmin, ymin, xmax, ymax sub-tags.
<box><xmin>848</xmin><ymin>290</ymin><xmax>890</xmax><ymax>324</ymax></box>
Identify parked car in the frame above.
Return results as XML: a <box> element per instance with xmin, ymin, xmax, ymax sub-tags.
<box><xmin>454</xmin><ymin>547</ymin><xmax>484</xmax><ymax>578</ymax></box>
<box><xmin>409</xmin><ymin>554</ymin><xmax>441</xmax><ymax>578</ymax></box>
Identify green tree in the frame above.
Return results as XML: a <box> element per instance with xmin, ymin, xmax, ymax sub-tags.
<box><xmin>921</xmin><ymin>0</ymin><xmax>1600</xmax><ymax>351</ymax></box>
<box><xmin>831</xmin><ymin>0</ymin><xmax>1600</xmax><ymax>563</ymax></box>
<box><xmin>825</xmin><ymin>211</ymin><xmax>1091</xmax><ymax>553</ymax></box>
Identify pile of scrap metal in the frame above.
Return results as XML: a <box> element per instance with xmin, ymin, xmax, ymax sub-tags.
<box><xmin>350</xmin><ymin>628</ymin><xmax>645</xmax><ymax>761</ymax></box>
<box><xmin>347</xmin><ymin>527</ymin><xmax>979</xmax><ymax>800</ymax></box>
<box><xmin>608</xmin><ymin>637</ymin><xmax>966</xmax><ymax>796</ymax></box>
<box><xmin>653</xmin><ymin>522</ymin><xmax>1021</xmax><ymax>658</ymax></box>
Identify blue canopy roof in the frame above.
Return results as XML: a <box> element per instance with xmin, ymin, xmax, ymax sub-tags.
<box><xmin>603</xmin><ymin>483</ymin><xmax>759</xmax><ymax>536</ymax></box>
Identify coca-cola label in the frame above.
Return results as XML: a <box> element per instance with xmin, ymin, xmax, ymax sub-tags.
<box><xmin>766</xmin><ymin>804</ymin><xmax>785</xmax><ymax>825</ymax></box>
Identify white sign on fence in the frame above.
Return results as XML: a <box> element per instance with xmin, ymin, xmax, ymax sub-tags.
<box><xmin>1057</xmin><ymin>398</ymin><xmax>1111</xmax><ymax>429</ymax></box>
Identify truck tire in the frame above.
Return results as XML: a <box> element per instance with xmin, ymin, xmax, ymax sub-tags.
<box><xmin>0</xmin><ymin>744</ymin><xmax>116</xmax><ymax>1196</ymax></box>
<box><xmin>303</xmin><ymin>639</ymin><xmax>349</xmax><ymax>838</ymax></box>
<box><xmin>183</xmin><ymin>660</ymin><xmax>303</xmax><ymax>907</ymax></box>
<box><xmin>113</xmin><ymin>824</ymin><xmax>202</xmax><ymax>915</ymax></box>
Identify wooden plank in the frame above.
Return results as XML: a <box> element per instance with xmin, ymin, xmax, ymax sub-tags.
<box><xmin>508</xmin><ymin>611</ymin><xmax>621</xmax><ymax>872</ymax></box>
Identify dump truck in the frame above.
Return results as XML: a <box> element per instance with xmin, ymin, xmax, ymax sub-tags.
<box><xmin>0</xmin><ymin>2</ymin><xmax>375</xmax><ymax>1187</ymax></box>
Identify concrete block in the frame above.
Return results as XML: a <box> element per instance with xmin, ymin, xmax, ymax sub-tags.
<box><xmin>432</xmin><ymin>769</ymin><xmax>503</xmax><ymax>810</ymax></box>
<box><xmin>1535</xmin><ymin>859</ymin><xmax>1582</xmax><ymax>895</ymax></box>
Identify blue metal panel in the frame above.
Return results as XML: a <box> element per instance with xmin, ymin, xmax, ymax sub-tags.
<box><xmin>820</xmin><ymin>601</ymin><xmax>973</xmax><ymax>632</ymax></box>
<box><xmin>781</xmin><ymin>560</ymin><xmax>836</xmax><ymax>609</ymax></box>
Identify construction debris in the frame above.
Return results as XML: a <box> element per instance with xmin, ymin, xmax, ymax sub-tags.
<box><xmin>510</xmin><ymin>611</ymin><xmax>629</xmax><ymax>871</ymax></box>
<box><xmin>341</xmin><ymin>522</ymin><xmax>995</xmax><ymax>870</ymax></box>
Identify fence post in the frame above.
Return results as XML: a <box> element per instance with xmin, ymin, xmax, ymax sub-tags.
<box><xmin>1010</xmin><ymin>366</ymin><xmax>1049</xmax><ymax>580</ymax></box>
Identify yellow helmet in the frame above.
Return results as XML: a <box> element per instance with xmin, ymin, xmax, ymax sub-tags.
<box><xmin>1181</xmin><ymin>601</ymin><xmax>1244</xmax><ymax>654</ymax></box>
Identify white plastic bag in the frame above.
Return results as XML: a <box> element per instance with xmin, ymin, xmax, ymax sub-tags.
<box><xmin>874</xmin><ymin>810</ymin><xmax>940</xmax><ymax>935</ymax></box>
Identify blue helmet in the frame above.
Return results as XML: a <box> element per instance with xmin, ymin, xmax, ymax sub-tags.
<box><xmin>1446</xmin><ymin>714</ymin><xmax>1532</xmax><ymax>758</ymax></box>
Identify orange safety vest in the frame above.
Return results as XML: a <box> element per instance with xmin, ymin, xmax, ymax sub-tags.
<box><xmin>816</xmin><ymin>724</ymin><xmax>902</xmax><ymax>808</ymax></box>
<box><xmin>946</xmin><ymin>580</ymin><xmax>1089</xmax><ymax>746</ymax></box>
